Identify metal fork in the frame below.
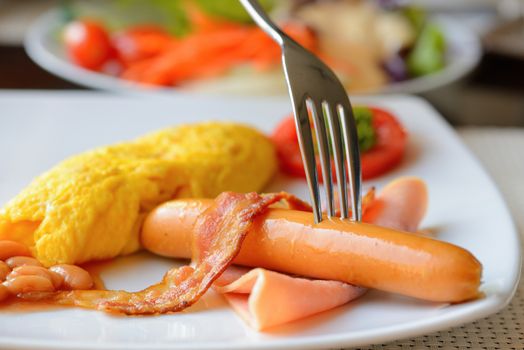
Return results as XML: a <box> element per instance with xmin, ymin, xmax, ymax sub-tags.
<box><xmin>240</xmin><ymin>0</ymin><xmax>362</xmax><ymax>223</ymax></box>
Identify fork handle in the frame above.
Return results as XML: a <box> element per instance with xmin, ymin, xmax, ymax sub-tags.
<box><xmin>239</xmin><ymin>0</ymin><xmax>285</xmax><ymax>46</ymax></box>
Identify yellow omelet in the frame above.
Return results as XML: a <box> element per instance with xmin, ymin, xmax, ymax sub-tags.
<box><xmin>0</xmin><ymin>122</ymin><xmax>277</xmax><ymax>266</ymax></box>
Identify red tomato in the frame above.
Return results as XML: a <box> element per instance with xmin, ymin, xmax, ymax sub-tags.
<box><xmin>271</xmin><ymin>116</ymin><xmax>304</xmax><ymax>177</ymax></box>
<box><xmin>271</xmin><ymin>107</ymin><xmax>407</xmax><ymax>180</ymax></box>
<box><xmin>64</xmin><ymin>20</ymin><xmax>113</xmax><ymax>70</ymax></box>
<box><xmin>361</xmin><ymin>107</ymin><xmax>407</xmax><ymax>179</ymax></box>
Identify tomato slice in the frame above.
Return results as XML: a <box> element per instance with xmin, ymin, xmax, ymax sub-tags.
<box><xmin>271</xmin><ymin>107</ymin><xmax>407</xmax><ymax>180</ymax></box>
<box><xmin>361</xmin><ymin>107</ymin><xmax>407</xmax><ymax>179</ymax></box>
<box><xmin>64</xmin><ymin>20</ymin><xmax>114</xmax><ymax>71</ymax></box>
<box><xmin>271</xmin><ymin>116</ymin><xmax>304</xmax><ymax>177</ymax></box>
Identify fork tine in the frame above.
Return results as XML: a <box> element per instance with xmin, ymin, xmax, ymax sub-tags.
<box><xmin>325</xmin><ymin>102</ymin><xmax>349</xmax><ymax>219</ymax></box>
<box><xmin>338</xmin><ymin>104</ymin><xmax>362</xmax><ymax>221</ymax></box>
<box><xmin>293</xmin><ymin>98</ymin><xmax>323</xmax><ymax>223</ymax></box>
<box><xmin>309</xmin><ymin>100</ymin><xmax>335</xmax><ymax>218</ymax></box>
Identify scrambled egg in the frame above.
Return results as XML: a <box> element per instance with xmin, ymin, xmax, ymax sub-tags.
<box><xmin>0</xmin><ymin>122</ymin><xmax>277</xmax><ymax>266</ymax></box>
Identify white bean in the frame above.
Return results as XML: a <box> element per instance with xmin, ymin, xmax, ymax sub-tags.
<box><xmin>5</xmin><ymin>256</ymin><xmax>43</xmax><ymax>269</ymax></box>
<box><xmin>0</xmin><ymin>261</ymin><xmax>10</xmax><ymax>281</ymax></box>
<box><xmin>3</xmin><ymin>275</ymin><xmax>54</xmax><ymax>295</ymax></box>
<box><xmin>0</xmin><ymin>284</ymin><xmax>9</xmax><ymax>302</ymax></box>
<box><xmin>49</xmin><ymin>264</ymin><xmax>94</xmax><ymax>290</ymax></box>
<box><xmin>8</xmin><ymin>266</ymin><xmax>63</xmax><ymax>289</ymax></box>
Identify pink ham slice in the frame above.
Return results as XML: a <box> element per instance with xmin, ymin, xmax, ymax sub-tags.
<box><xmin>214</xmin><ymin>267</ymin><xmax>365</xmax><ymax>330</ymax></box>
<box><xmin>363</xmin><ymin>177</ymin><xmax>428</xmax><ymax>233</ymax></box>
<box><xmin>213</xmin><ymin>177</ymin><xmax>428</xmax><ymax>330</ymax></box>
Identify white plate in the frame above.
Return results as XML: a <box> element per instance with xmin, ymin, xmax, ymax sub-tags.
<box><xmin>24</xmin><ymin>10</ymin><xmax>481</xmax><ymax>95</ymax></box>
<box><xmin>0</xmin><ymin>92</ymin><xmax>519</xmax><ymax>350</ymax></box>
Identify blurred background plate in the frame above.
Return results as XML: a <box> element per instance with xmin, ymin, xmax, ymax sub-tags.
<box><xmin>24</xmin><ymin>9</ymin><xmax>481</xmax><ymax>96</ymax></box>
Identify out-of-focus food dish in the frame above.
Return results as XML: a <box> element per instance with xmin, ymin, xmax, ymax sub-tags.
<box><xmin>54</xmin><ymin>0</ymin><xmax>448</xmax><ymax>93</ymax></box>
<box><xmin>0</xmin><ymin>122</ymin><xmax>277</xmax><ymax>266</ymax></box>
<box><xmin>272</xmin><ymin>106</ymin><xmax>407</xmax><ymax>180</ymax></box>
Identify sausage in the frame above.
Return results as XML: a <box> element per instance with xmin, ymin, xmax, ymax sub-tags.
<box><xmin>141</xmin><ymin>199</ymin><xmax>482</xmax><ymax>303</ymax></box>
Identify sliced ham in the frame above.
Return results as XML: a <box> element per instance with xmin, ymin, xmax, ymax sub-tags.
<box><xmin>214</xmin><ymin>266</ymin><xmax>365</xmax><ymax>330</ymax></box>
<box><xmin>363</xmin><ymin>177</ymin><xmax>428</xmax><ymax>233</ymax></box>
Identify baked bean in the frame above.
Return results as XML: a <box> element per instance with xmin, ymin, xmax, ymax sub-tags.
<box><xmin>48</xmin><ymin>270</ymin><xmax>64</xmax><ymax>289</ymax></box>
<box><xmin>0</xmin><ymin>241</ymin><xmax>31</xmax><ymax>260</ymax></box>
<box><xmin>0</xmin><ymin>261</ymin><xmax>10</xmax><ymax>281</ymax></box>
<box><xmin>7</xmin><ymin>266</ymin><xmax>63</xmax><ymax>289</ymax></box>
<box><xmin>3</xmin><ymin>275</ymin><xmax>54</xmax><ymax>294</ymax></box>
<box><xmin>5</xmin><ymin>256</ymin><xmax>43</xmax><ymax>269</ymax></box>
<box><xmin>49</xmin><ymin>264</ymin><xmax>93</xmax><ymax>290</ymax></box>
<box><xmin>0</xmin><ymin>284</ymin><xmax>9</xmax><ymax>302</ymax></box>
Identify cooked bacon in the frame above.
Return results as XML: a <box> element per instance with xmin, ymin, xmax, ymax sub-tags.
<box><xmin>22</xmin><ymin>191</ymin><xmax>307</xmax><ymax>314</ymax></box>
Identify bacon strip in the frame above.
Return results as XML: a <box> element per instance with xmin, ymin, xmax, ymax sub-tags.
<box><xmin>23</xmin><ymin>192</ymin><xmax>305</xmax><ymax>314</ymax></box>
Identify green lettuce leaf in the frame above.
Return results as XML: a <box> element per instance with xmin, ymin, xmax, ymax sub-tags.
<box><xmin>62</xmin><ymin>0</ymin><xmax>191</xmax><ymax>36</ymax></box>
<box><xmin>353</xmin><ymin>106</ymin><xmax>377</xmax><ymax>153</ymax></box>
<box><xmin>196</xmin><ymin>0</ymin><xmax>274</xmax><ymax>23</ymax></box>
<box><xmin>407</xmin><ymin>22</ymin><xmax>446</xmax><ymax>76</ymax></box>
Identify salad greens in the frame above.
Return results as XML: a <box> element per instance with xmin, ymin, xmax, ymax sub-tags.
<box><xmin>353</xmin><ymin>107</ymin><xmax>376</xmax><ymax>153</ymax></box>
<box><xmin>407</xmin><ymin>22</ymin><xmax>446</xmax><ymax>77</ymax></box>
<box><xmin>120</xmin><ymin>0</ymin><xmax>191</xmax><ymax>37</ymax></box>
<box><xmin>62</xmin><ymin>0</ymin><xmax>191</xmax><ymax>36</ymax></box>
<box><xmin>62</xmin><ymin>0</ymin><xmax>274</xmax><ymax>36</ymax></box>
<box><xmin>196</xmin><ymin>0</ymin><xmax>275</xmax><ymax>23</ymax></box>
<box><xmin>317</xmin><ymin>106</ymin><xmax>376</xmax><ymax>155</ymax></box>
<box><xmin>402</xmin><ymin>6</ymin><xmax>426</xmax><ymax>33</ymax></box>
<box><xmin>403</xmin><ymin>6</ymin><xmax>446</xmax><ymax>77</ymax></box>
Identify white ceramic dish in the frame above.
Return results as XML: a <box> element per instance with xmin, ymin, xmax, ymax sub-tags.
<box><xmin>0</xmin><ymin>92</ymin><xmax>519</xmax><ymax>350</ymax></box>
<box><xmin>24</xmin><ymin>10</ymin><xmax>481</xmax><ymax>95</ymax></box>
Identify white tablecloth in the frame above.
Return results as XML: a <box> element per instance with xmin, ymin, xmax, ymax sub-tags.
<box><xmin>357</xmin><ymin>128</ymin><xmax>524</xmax><ymax>349</ymax></box>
